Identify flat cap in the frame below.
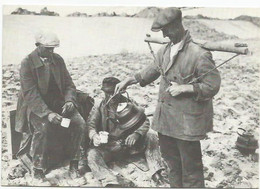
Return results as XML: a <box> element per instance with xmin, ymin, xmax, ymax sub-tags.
<box><xmin>101</xmin><ymin>77</ymin><xmax>121</xmax><ymax>93</ymax></box>
<box><xmin>151</xmin><ymin>7</ymin><xmax>182</xmax><ymax>32</ymax></box>
<box><xmin>35</xmin><ymin>31</ymin><xmax>60</xmax><ymax>47</ymax></box>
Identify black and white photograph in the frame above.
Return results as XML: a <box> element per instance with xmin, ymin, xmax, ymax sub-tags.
<box><xmin>1</xmin><ymin>1</ymin><xmax>260</xmax><ymax>188</ymax></box>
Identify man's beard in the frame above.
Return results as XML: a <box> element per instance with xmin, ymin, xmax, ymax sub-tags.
<box><xmin>37</xmin><ymin>47</ymin><xmax>52</xmax><ymax>58</ymax></box>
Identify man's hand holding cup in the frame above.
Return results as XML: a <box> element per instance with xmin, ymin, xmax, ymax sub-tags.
<box><xmin>93</xmin><ymin>133</ymin><xmax>101</xmax><ymax>147</ymax></box>
<box><xmin>48</xmin><ymin>112</ymin><xmax>62</xmax><ymax>124</ymax></box>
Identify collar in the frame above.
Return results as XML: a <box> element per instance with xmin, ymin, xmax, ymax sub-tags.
<box><xmin>29</xmin><ymin>49</ymin><xmax>56</xmax><ymax>69</ymax></box>
<box><xmin>164</xmin><ymin>30</ymin><xmax>192</xmax><ymax>54</ymax></box>
<box><xmin>39</xmin><ymin>56</ymin><xmax>48</xmax><ymax>63</ymax></box>
<box><xmin>178</xmin><ymin>30</ymin><xmax>192</xmax><ymax>51</ymax></box>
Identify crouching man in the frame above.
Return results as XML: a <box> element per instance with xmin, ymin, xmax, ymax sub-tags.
<box><xmin>86</xmin><ymin>77</ymin><xmax>165</xmax><ymax>187</ymax></box>
<box><xmin>15</xmin><ymin>31</ymin><xmax>86</xmax><ymax>181</ymax></box>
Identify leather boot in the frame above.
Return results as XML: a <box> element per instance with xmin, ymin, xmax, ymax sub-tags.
<box><xmin>152</xmin><ymin>171</ymin><xmax>167</xmax><ymax>186</ymax></box>
<box><xmin>33</xmin><ymin>168</ymin><xmax>46</xmax><ymax>181</ymax></box>
<box><xmin>69</xmin><ymin>160</ymin><xmax>81</xmax><ymax>179</ymax></box>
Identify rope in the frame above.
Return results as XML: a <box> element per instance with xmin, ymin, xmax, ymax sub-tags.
<box><xmin>188</xmin><ymin>53</ymin><xmax>240</xmax><ymax>84</ymax></box>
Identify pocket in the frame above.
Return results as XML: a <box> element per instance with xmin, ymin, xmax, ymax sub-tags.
<box><xmin>182</xmin><ymin>112</ymin><xmax>206</xmax><ymax>136</ymax></box>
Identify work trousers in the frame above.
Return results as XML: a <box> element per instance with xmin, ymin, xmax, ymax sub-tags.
<box><xmin>158</xmin><ymin>133</ymin><xmax>205</xmax><ymax>188</ymax></box>
<box><xmin>29</xmin><ymin>109</ymin><xmax>86</xmax><ymax>170</ymax></box>
<box><xmin>87</xmin><ymin>130</ymin><xmax>164</xmax><ymax>186</ymax></box>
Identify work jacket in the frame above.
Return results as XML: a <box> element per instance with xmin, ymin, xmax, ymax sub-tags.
<box><xmin>135</xmin><ymin>31</ymin><xmax>221</xmax><ymax>141</ymax></box>
<box><xmin>88</xmin><ymin>96</ymin><xmax>150</xmax><ymax>141</ymax></box>
<box><xmin>15</xmin><ymin>48</ymin><xmax>77</xmax><ymax>133</ymax></box>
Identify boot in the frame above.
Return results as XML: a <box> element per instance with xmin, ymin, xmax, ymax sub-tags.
<box><xmin>152</xmin><ymin>171</ymin><xmax>167</xmax><ymax>186</ymax></box>
<box><xmin>33</xmin><ymin>168</ymin><xmax>46</xmax><ymax>181</ymax></box>
<box><xmin>69</xmin><ymin>160</ymin><xmax>81</xmax><ymax>179</ymax></box>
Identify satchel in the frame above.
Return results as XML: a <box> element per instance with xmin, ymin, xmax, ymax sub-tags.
<box><xmin>76</xmin><ymin>90</ymin><xmax>95</xmax><ymax>121</ymax></box>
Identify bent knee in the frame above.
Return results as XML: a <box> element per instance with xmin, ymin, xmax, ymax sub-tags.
<box><xmin>71</xmin><ymin>112</ymin><xmax>86</xmax><ymax>130</ymax></box>
<box><xmin>33</xmin><ymin>122</ymin><xmax>49</xmax><ymax>136</ymax></box>
<box><xmin>87</xmin><ymin>148</ymin><xmax>100</xmax><ymax>161</ymax></box>
<box><xmin>146</xmin><ymin>130</ymin><xmax>158</xmax><ymax>141</ymax></box>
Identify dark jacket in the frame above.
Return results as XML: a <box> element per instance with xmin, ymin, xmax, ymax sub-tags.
<box><xmin>134</xmin><ymin>31</ymin><xmax>221</xmax><ymax>141</ymax></box>
<box><xmin>15</xmin><ymin>48</ymin><xmax>77</xmax><ymax>133</ymax></box>
<box><xmin>88</xmin><ymin>96</ymin><xmax>150</xmax><ymax>141</ymax></box>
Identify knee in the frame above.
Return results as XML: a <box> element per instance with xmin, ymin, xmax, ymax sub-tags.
<box><xmin>33</xmin><ymin>122</ymin><xmax>49</xmax><ymax>136</ymax></box>
<box><xmin>145</xmin><ymin>130</ymin><xmax>159</xmax><ymax>143</ymax></box>
<box><xmin>71</xmin><ymin>112</ymin><xmax>86</xmax><ymax>132</ymax></box>
<box><xmin>86</xmin><ymin>148</ymin><xmax>99</xmax><ymax>162</ymax></box>
<box><xmin>77</xmin><ymin>121</ymin><xmax>85</xmax><ymax>133</ymax></box>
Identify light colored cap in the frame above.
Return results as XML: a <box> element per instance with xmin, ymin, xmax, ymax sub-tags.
<box><xmin>35</xmin><ymin>31</ymin><xmax>60</xmax><ymax>47</ymax></box>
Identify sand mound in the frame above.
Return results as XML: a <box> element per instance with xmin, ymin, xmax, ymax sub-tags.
<box><xmin>233</xmin><ymin>15</ymin><xmax>260</xmax><ymax>27</ymax></box>
<box><xmin>183</xmin><ymin>19</ymin><xmax>238</xmax><ymax>41</ymax></box>
<box><xmin>134</xmin><ymin>7</ymin><xmax>162</xmax><ymax>18</ymax></box>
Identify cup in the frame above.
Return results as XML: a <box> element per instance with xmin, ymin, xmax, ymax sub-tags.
<box><xmin>99</xmin><ymin>131</ymin><xmax>109</xmax><ymax>144</ymax></box>
<box><xmin>61</xmin><ymin>118</ymin><xmax>71</xmax><ymax>128</ymax></box>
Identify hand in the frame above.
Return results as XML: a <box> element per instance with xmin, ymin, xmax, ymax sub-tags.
<box><xmin>114</xmin><ymin>76</ymin><xmax>138</xmax><ymax>95</ymax></box>
<box><xmin>114</xmin><ymin>80</ymin><xmax>128</xmax><ymax>95</ymax></box>
<box><xmin>93</xmin><ymin>133</ymin><xmax>101</xmax><ymax>147</ymax></box>
<box><xmin>62</xmin><ymin>102</ymin><xmax>75</xmax><ymax>115</ymax></box>
<box><xmin>125</xmin><ymin>133</ymin><xmax>141</xmax><ymax>147</ymax></box>
<box><xmin>166</xmin><ymin>82</ymin><xmax>193</xmax><ymax>97</ymax></box>
<box><xmin>48</xmin><ymin>112</ymin><xmax>62</xmax><ymax>124</ymax></box>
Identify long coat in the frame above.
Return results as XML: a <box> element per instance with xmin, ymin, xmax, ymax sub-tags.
<box><xmin>15</xmin><ymin>48</ymin><xmax>77</xmax><ymax>133</ymax></box>
<box><xmin>134</xmin><ymin>31</ymin><xmax>221</xmax><ymax>141</ymax></box>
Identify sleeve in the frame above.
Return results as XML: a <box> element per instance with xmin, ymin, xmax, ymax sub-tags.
<box><xmin>87</xmin><ymin>103</ymin><xmax>101</xmax><ymax>140</ymax></box>
<box><xmin>20</xmin><ymin>58</ymin><xmax>52</xmax><ymax>118</ymax></box>
<box><xmin>192</xmin><ymin>51</ymin><xmax>221</xmax><ymax>101</ymax></box>
<box><xmin>134</xmin><ymin>47</ymin><xmax>164</xmax><ymax>87</ymax></box>
<box><xmin>59</xmin><ymin>55</ymin><xmax>77</xmax><ymax>107</ymax></box>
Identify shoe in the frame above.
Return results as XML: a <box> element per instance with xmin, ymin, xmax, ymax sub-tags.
<box><xmin>152</xmin><ymin>172</ymin><xmax>167</xmax><ymax>186</ymax></box>
<box><xmin>33</xmin><ymin>168</ymin><xmax>46</xmax><ymax>181</ymax></box>
<box><xmin>116</xmin><ymin>173</ymin><xmax>136</xmax><ymax>187</ymax></box>
<box><xmin>69</xmin><ymin>160</ymin><xmax>81</xmax><ymax>179</ymax></box>
<box><xmin>105</xmin><ymin>183</ymin><xmax>122</xmax><ymax>188</ymax></box>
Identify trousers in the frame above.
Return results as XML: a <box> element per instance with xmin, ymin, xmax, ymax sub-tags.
<box><xmin>87</xmin><ymin>130</ymin><xmax>164</xmax><ymax>186</ymax></box>
<box><xmin>158</xmin><ymin>133</ymin><xmax>205</xmax><ymax>188</ymax></box>
<box><xmin>29</xmin><ymin>109</ymin><xmax>86</xmax><ymax>170</ymax></box>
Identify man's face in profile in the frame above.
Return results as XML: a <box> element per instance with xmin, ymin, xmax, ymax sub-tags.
<box><xmin>162</xmin><ymin>22</ymin><xmax>183</xmax><ymax>44</ymax></box>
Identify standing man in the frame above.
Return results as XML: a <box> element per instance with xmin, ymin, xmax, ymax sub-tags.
<box><xmin>15</xmin><ymin>31</ymin><xmax>86</xmax><ymax>181</ymax></box>
<box><xmin>115</xmin><ymin>8</ymin><xmax>221</xmax><ymax>187</ymax></box>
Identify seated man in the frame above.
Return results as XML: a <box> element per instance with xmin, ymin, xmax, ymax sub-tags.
<box><xmin>87</xmin><ymin>77</ymin><xmax>165</xmax><ymax>187</ymax></box>
<box><xmin>15</xmin><ymin>31</ymin><xmax>87</xmax><ymax>181</ymax></box>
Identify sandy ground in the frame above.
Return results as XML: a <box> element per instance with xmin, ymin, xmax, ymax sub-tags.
<box><xmin>1</xmin><ymin>15</ymin><xmax>260</xmax><ymax>187</ymax></box>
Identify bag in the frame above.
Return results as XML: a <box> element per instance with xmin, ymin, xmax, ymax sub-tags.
<box><xmin>76</xmin><ymin>90</ymin><xmax>95</xmax><ymax>121</ymax></box>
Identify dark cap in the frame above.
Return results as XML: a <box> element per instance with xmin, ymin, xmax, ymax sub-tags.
<box><xmin>151</xmin><ymin>7</ymin><xmax>182</xmax><ymax>32</ymax></box>
<box><xmin>101</xmin><ymin>77</ymin><xmax>121</xmax><ymax>93</ymax></box>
